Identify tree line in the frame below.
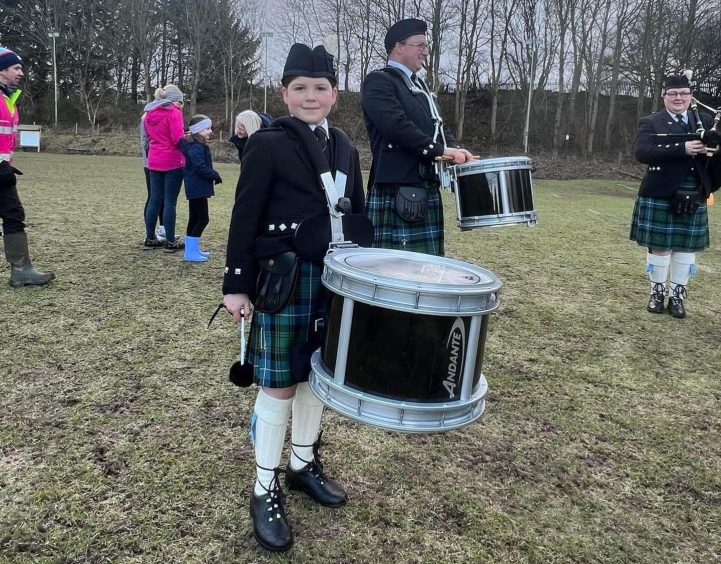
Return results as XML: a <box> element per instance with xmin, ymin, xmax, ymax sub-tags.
<box><xmin>1</xmin><ymin>0</ymin><xmax>719</xmax><ymax>157</ymax></box>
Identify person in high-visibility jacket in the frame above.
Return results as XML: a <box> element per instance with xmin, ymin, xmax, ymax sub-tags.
<box><xmin>0</xmin><ymin>47</ymin><xmax>54</xmax><ymax>287</ymax></box>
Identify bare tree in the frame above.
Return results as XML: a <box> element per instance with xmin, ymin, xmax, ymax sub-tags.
<box><xmin>452</xmin><ymin>0</ymin><xmax>488</xmax><ymax>140</ymax></box>
<box><xmin>603</xmin><ymin>0</ymin><xmax>639</xmax><ymax>150</ymax></box>
<box><xmin>487</xmin><ymin>0</ymin><xmax>517</xmax><ymax>148</ymax></box>
<box><xmin>581</xmin><ymin>0</ymin><xmax>611</xmax><ymax>156</ymax></box>
<box><xmin>550</xmin><ymin>0</ymin><xmax>573</xmax><ymax>158</ymax></box>
<box><xmin>125</xmin><ymin>0</ymin><xmax>162</xmax><ymax>101</ymax></box>
<box><xmin>63</xmin><ymin>0</ymin><xmax>118</xmax><ymax>134</ymax></box>
<box><xmin>182</xmin><ymin>0</ymin><xmax>218</xmax><ymax>116</ymax></box>
<box><xmin>211</xmin><ymin>0</ymin><xmax>259</xmax><ymax>133</ymax></box>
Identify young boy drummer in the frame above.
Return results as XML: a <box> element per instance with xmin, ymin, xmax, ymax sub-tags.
<box><xmin>222</xmin><ymin>44</ymin><xmax>366</xmax><ymax>552</ymax></box>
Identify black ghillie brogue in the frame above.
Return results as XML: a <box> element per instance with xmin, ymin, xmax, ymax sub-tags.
<box><xmin>668</xmin><ymin>284</ymin><xmax>688</xmax><ymax>319</ymax></box>
<box><xmin>250</xmin><ymin>467</ymin><xmax>293</xmax><ymax>552</ymax></box>
<box><xmin>286</xmin><ymin>432</ymin><xmax>347</xmax><ymax>508</ymax></box>
<box><xmin>647</xmin><ymin>282</ymin><xmax>665</xmax><ymax>314</ymax></box>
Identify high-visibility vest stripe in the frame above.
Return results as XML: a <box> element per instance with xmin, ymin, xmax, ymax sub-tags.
<box><xmin>0</xmin><ymin>153</ymin><xmax>13</xmax><ymax>161</ymax></box>
<box><xmin>0</xmin><ymin>126</ymin><xmax>14</xmax><ymax>134</ymax></box>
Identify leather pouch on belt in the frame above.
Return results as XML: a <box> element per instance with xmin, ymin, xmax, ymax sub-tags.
<box><xmin>254</xmin><ymin>251</ymin><xmax>299</xmax><ymax>314</ymax></box>
<box><xmin>395</xmin><ymin>185</ymin><xmax>428</xmax><ymax>222</ymax></box>
<box><xmin>670</xmin><ymin>189</ymin><xmax>702</xmax><ymax>216</ymax></box>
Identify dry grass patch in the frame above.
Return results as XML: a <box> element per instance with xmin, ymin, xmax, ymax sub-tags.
<box><xmin>1</xmin><ymin>154</ymin><xmax>720</xmax><ymax>563</ymax></box>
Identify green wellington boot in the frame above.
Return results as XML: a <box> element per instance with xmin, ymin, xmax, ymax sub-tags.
<box><xmin>4</xmin><ymin>232</ymin><xmax>55</xmax><ymax>288</ymax></box>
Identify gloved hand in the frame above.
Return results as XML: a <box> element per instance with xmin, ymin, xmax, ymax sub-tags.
<box><xmin>214</xmin><ymin>174</ymin><xmax>223</xmax><ymax>185</ymax></box>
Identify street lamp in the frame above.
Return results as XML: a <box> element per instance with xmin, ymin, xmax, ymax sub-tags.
<box><xmin>259</xmin><ymin>32</ymin><xmax>273</xmax><ymax>114</ymax></box>
<box><xmin>48</xmin><ymin>31</ymin><xmax>59</xmax><ymax>128</ymax></box>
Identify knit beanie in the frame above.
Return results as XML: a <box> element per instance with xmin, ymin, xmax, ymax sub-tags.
<box><xmin>154</xmin><ymin>84</ymin><xmax>184</xmax><ymax>103</ymax></box>
<box><xmin>0</xmin><ymin>47</ymin><xmax>22</xmax><ymax>71</ymax></box>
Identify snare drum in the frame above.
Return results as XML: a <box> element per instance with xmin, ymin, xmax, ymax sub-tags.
<box><xmin>309</xmin><ymin>248</ymin><xmax>501</xmax><ymax>433</ymax></box>
<box><xmin>451</xmin><ymin>156</ymin><xmax>538</xmax><ymax>230</ymax></box>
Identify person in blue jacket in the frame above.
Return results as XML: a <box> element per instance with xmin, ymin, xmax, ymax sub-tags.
<box><xmin>180</xmin><ymin>114</ymin><xmax>222</xmax><ymax>262</ymax></box>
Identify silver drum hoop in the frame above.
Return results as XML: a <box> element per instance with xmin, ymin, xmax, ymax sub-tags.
<box><xmin>310</xmin><ymin>352</ymin><xmax>488</xmax><ymax>433</ymax></box>
<box><xmin>321</xmin><ymin>248</ymin><xmax>501</xmax><ymax>316</ymax></box>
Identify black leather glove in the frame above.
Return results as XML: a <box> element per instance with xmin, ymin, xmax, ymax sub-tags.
<box><xmin>214</xmin><ymin>174</ymin><xmax>222</xmax><ymax>185</ymax></box>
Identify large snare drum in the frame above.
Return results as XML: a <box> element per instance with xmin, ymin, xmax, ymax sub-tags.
<box><xmin>309</xmin><ymin>248</ymin><xmax>501</xmax><ymax>433</ymax></box>
<box><xmin>451</xmin><ymin>156</ymin><xmax>538</xmax><ymax>230</ymax></box>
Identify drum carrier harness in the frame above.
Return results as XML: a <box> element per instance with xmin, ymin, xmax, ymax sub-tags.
<box><xmin>380</xmin><ymin>66</ymin><xmax>453</xmax><ymax>193</ymax></box>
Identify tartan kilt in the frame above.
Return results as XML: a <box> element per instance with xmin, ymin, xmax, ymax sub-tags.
<box><xmin>365</xmin><ymin>183</ymin><xmax>444</xmax><ymax>256</ymax></box>
<box><xmin>630</xmin><ymin>196</ymin><xmax>709</xmax><ymax>252</ymax></box>
<box><xmin>246</xmin><ymin>260</ymin><xmax>324</xmax><ymax>388</ymax></box>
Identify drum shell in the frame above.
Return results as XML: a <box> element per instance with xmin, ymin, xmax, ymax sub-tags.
<box><xmin>322</xmin><ymin>295</ymin><xmax>490</xmax><ymax>402</ymax></box>
<box><xmin>452</xmin><ymin>156</ymin><xmax>538</xmax><ymax>230</ymax></box>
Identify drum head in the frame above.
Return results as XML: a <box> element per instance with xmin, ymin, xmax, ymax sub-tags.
<box><xmin>322</xmin><ymin>248</ymin><xmax>501</xmax><ymax>315</ymax></box>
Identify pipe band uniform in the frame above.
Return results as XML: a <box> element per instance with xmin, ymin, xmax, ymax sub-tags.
<box><xmin>361</xmin><ymin>18</ymin><xmax>476</xmax><ymax>256</ymax></box>
<box><xmin>629</xmin><ymin>70</ymin><xmax>721</xmax><ymax>319</ymax></box>
<box><xmin>221</xmin><ymin>42</ymin><xmax>366</xmax><ymax>553</ymax></box>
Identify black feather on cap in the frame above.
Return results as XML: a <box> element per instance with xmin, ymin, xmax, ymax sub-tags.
<box><xmin>282</xmin><ymin>43</ymin><xmax>336</xmax><ymax>86</ymax></box>
<box><xmin>384</xmin><ymin>18</ymin><xmax>427</xmax><ymax>54</ymax></box>
<box><xmin>663</xmin><ymin>73</ymin><xmax>691</xmax><ymax>91</ymax></box>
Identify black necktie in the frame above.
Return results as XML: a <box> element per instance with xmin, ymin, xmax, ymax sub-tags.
<box><xmin>676</xmin><ymin>115</ymin><xmax>687</xmax><ymax>130</ymax></box>
<box><xmin>411</xmin><ymin>73</ymin><xmax>420</xmax><ymax>87</ymax></box>
<box><xmin>314</xmin><ymin>127</ymin><xmax>330</xmax><ymax>165</ymax></box>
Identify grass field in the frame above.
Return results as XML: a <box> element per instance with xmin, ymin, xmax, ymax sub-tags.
<box><xmin>1</xmin><ymin>153</ymin><xmax>720</xmax><ymax>563</ymax></box>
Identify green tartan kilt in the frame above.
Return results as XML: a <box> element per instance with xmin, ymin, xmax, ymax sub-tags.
<box><xmin>246</xmin><ymin>260</ymin><xmax>324</xmax><ymax>388</ymax></box>
<box><xmin>630</xmin><ymin>196</ymin><xmax>709</xmax><ymax>252</ymax></box>
<box><xmin>365</xmin><ymin>183</ymin><xmax>445</xmax><ymax>256</ymax></box>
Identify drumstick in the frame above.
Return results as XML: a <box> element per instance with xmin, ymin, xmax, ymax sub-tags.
<box><xmin>435</xmin><ymin>155</ymin><xmax>481</xmax><ymax>162</ymax></box>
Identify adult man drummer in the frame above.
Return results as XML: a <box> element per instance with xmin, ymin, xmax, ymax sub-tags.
<box><xmin>361</xmin><ymin>18</ymin><xmax>474</xmax><ymax>256</ymax></box>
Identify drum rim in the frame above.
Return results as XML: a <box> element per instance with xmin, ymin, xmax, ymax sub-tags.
<box><xmin>453</xmin><ymin>156</ymin><xmax>532</xmax><ymax>174</ymax></box>
<box><xmin>460</xmin><ymin>210</ymin><xmax>539</xmax><ymax>222</ymax></box>
<box><xmin>322</xmin><ymin>248</ymin><xmax>502</xmax><ymax>296</ymax></box>
<box><xmin>309</xmin><ymin>354</ymin><xmax>488</xmax><ymax>433</ymax></box>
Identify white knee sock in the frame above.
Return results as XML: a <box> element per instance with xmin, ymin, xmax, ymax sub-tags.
<box><xmin>290</xmin><ymin>382</ymin><xmax>324</xmax><ymax>471</ymax></box>
<box><xmin>253</xmin><ymin>389</ymin><xmax>292</xmax><ymax>495</ymax></box>
<box><xmin>647</xmin><ymin>253</ymin><xmax>671</xmax><ymax>292</ymax></box>
<box><xmin>670</xmin><ymin>252</ymin><xmax>696</xmax><ymax>295</ymax></box>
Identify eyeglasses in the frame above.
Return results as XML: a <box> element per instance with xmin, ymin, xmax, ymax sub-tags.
<box><xmin>665</xmin><ymin>91</ymin><xmax>691</xmax><ymax>98</ymax></box>
<box><xmin>403</xmin><ymin>42</ymin><xmax>430</xmax><ymax>51</ymax></box>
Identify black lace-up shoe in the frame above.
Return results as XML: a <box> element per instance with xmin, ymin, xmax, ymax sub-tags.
<box><xmin>250</xmin><ymin>473</ymin><xmax>293</xmax><ymax>552</ymax></box>
<box><xmin>286</xmin><ymin>434</ymin><xmax>347</xmax><ymax>507</ymax></box>
<box><xmin>668</xmin><ymin>285</ymin><xmax>688</xmax><ymax>318</ymax></box>
<box><xmin>286</xmin><ymin>461</ymin><xmax>347</xmax><ymax>507</ymax></box>
<box><xmin>647</xmin><ymin>282</ymin><xmax>665</xmax><ymax>314</ymax></box>
<box><xmin>667</xmin><ymin>296</ymin><xmax>685</xmax><ymax>318</ymax></box>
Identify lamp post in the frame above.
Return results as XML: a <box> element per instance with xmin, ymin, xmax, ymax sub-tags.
<box><xmin>259</xmin><ymin>32</ymin><xmax>273</xmax><ymax>114</ymax></box>
<box><xmin>48</xmin><ymin>31</ymin><xmax>59</xmax><ymax>128</ymax></box>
